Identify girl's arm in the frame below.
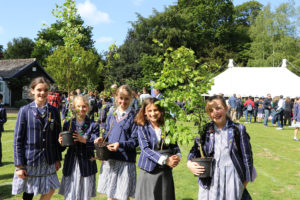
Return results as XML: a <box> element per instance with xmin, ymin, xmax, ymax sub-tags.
<box><xmin>13</xmin><ymin>107</ymin><xmax>26</xmax><ymax>166</ymax></box>
<box><xmin>137</xmin><ymin>126</ymin><xmax>164</xmax><ymax>163</ymax></box>
<box><xmin>53</xmin><ymin>108</ymin><xmax>62</xmax><ymax>162</ymax></box>
<box><xmin>238</xmin><ymin>124</ymin><xmax>254</xmax><ymax>182</ymax></box>
<box><xmin>187</xmin><ymin>138</ymin><xmax>205</xmax><ymax>175</ymax></box>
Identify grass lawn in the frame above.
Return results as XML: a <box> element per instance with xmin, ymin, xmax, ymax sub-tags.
<box><xmin>0</xmin><ymin>113</ymin><xmax>300</xmax><ymax>199</ymax></box>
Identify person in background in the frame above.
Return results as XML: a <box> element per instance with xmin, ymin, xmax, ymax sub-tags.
<box><xmin>131</xmin><ymin>90</ymin><xmax>139</xmax><ymax>112</ymax></box>
<box><xmin>154</xmin><ymin>89</ymin><xmax>163</xmax><ymax>100</ymax></box>
<box><xmin>236</xmin><ymin>95</ymin><xmax>243</xmax><ymax>122</ymax></box>
<box><xmin>263</xmin><ymin>94</ymin><xmax>272</xmax><ymax>127</ymax></box>
<box><xmin>228</xmin><ymin>94</ymin><xmax>237</xmax><ymax>122</ymax></box>
<box><xmin>284</xmin><ymin>97</ymin><xmax>293</xmax><ymax>126</ymax></box>
<box><xmin>244</xmin><ymin>96</ymin><xmax>254</xmax><ymax>123</ymax></box>
<box><xmin>0</xmin><ymin>93</ymin><xmax>7</xmax><ymax>166</ymax></box>
<box><xmin>139</xmin><ymin>87</ymin><xmax>152</xmax><ymax>104</ymax></box>
<box><xmin>271</xmin><ymin>96</ymin><xmax>279</xmax><ymax>126</ymax></box>
<box><xmin>257</xmin><ymin>97</ymin><xmax>264</xmax><ymax>123</ymax></box>
<box><xmin>253</xmin><ymin>97</ymin><xmax>259</xmax><ymax>123</ymax></box>
<box><xmin>275</xmin><ymin>95</ymin><xmax>285</xmax><ymax>130</ymax></box>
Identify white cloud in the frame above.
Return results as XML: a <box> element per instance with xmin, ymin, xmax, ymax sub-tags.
<box><xmin>132</xmin><ymin>0</ymin><xmax>144</xmax><ymax>6</ymax></box>
<box><xmin>96</xmin><ymin>37</ymin><xmax>113</xmax><ymax>43</ymax></box>
<box><xmin>77</xmin><ymin>0</ymin><xmax>111</xmax><ymax>25</ymax></box>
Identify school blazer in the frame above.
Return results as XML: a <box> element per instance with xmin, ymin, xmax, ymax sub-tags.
<box><xmin>0</xmin><ymin>104</ymin><xmax>7</xmax><ymax>132</ymax></box>
<box><xmin>104</xmin><ymin>109</ymin><xmax>138</xmax><ymax>162</ymax></box>
<box><xmin>137</xmin><ymin>123</ymin><xmax>181</xmax><ymax>172</ymax></box>
<box><xmin>188</xmin><ymin>120</ymin><xmax>254</xmax><ymax>188</ymax></box>
<box><xmin>62</xmin><ymin>116</ymin><xmax>98</xmax><ymax>177</ymax></box>
<box><xmin>14</xmin><ymin>102</ymin><xmax>62</xmax><ymax>166</ymax></box>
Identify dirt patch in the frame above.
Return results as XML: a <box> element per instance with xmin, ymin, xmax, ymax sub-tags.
<box><xmin>272</xmin><ymin>188</ymin><xmax>284</xmax><ymax>194</ymax></box>
<box><xmin>256</xmin><ymin>148</ymin><xmax>280</xmax><ymax>161</ymax></box>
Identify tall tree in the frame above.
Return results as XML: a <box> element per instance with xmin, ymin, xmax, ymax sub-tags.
<box><xmin>42</xmin><ymin>0</ymin><xmax>101</xmax><ymax>92</ymax></box>
<box><xmin>0</xmin><ymin>45</ymin><xmax>3</xmax><ymax>59</ymax></box>
<box><xmin>3</xmin><ymin>37</ymin><xmax>35</xmax><ymax>59</ymax></box>
<box><xmin>32</xmin><ymin>5</ymin><xmax>95</xmax><ymax>66</ymax></box>
<box><xmin>248</xmin><ymin>2</ymin><xmax>299</xmax><ymax>67</ymax></box>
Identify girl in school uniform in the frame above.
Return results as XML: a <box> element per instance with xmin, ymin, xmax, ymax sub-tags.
<box><xmin>292</xmin><ymin>98</ymin><xmax>300</xmax><ymax>141</ymax></box>
<box><xmin>134</xmin><ymin>97</ymin><xmax>181</xmax><ymax>200</ymax></box>
<box><xmin>95</xmin><ymin>85</ymin><xmax>138</xmax><ymax>200</ymax></box>
<box><xmin>58</xmin><ymin>95</ymin><xmax>98</xmax><ymax>200</ymax></box>
<box><xmin>187</xmin><ymin>95</ymin><xmax>254</xmax><ymax>200</ymax></box>
<box><xmin>12</xmin><ymin>77</ymin><xmax>62</xmax><ymax>200</ymax></box>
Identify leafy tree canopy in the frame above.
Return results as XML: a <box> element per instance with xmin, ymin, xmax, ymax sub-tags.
<box><xmin>3</xmin><ymin>37</ymin><xmax>35</xmax><ymax>59</ymax></box>
<box><xmin>32</xmin><ymin>0</ymin><xmax>95</xmax><ymax>66</ymax></box>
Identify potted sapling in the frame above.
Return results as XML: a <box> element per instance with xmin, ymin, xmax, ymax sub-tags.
<box><xmin>152</xmin><ymin>45</ymin><xmax>214</xmax><ymax>178</ymax></box>
<box><xmin>94</xmin><ymin>106</ymin><xmax>115</xmax><ymax>160</ymax></box>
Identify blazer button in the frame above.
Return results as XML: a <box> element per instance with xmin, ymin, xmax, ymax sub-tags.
<box><xmin>42</xmin><ymin>148</ymin><xmax>45</xmax><ymax>151</ymax></box>
<box><xmin>43</xmin><ymin>139</ymin><xmax>46</xmax><ymax>141</ymax></box>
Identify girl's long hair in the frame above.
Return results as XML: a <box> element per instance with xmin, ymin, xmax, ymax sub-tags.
<box><xmin>134</xmin><ymin>97</ymin><xmax>165</xmax><ymax>126</ymax></box>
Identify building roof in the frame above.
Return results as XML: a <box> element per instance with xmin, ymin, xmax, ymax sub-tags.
<box><xmin>208</xmin><ymin>59</ymin><xmax>300</xmax><ymax>98</ymax></box>
<box><xmin>0</xmin><ymin>58</ymin><xmax>54</xmax><ymax>82</ymax></box>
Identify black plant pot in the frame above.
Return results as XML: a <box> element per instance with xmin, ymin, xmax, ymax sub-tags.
<box><xmin>157</xmin><ymin>149</ymin><xmax>175</xmax><ymax>156</ymax></box>
<box><xmin>61</xmin><ymin>131</ymin><xmax>75</xmax><ymax>147</ymax></box>
<box><xmin>192</xmin><ymin>157</ymin><xmax>213</xmax><ymax>178</ymax></box>
<box><xmin>95</xmin><ymin>142</ymin><xmax>110</xmax><ymax>160</ymax></box>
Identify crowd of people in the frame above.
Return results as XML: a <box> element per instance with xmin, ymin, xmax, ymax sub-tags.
<box><xmin>227</xmin><ymin>93</ymin><xmax>300</xmax><ymax>141</ymax></box>
<box><xmin>5</xmin><ymin>76</ymin><xmax>285</xmax><ymax>200</ymax></box>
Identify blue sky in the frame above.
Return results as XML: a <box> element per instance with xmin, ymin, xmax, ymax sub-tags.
<box><xmin>0</xmin><ymin>0</ymin><xmax>298</xmax><ymax>53</ymax></box>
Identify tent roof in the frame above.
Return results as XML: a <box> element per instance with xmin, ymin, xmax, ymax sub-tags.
<box><xmin>207</xmin><ymin>66</ymin><xmax>300</xmax><ymax>98</ymax></box>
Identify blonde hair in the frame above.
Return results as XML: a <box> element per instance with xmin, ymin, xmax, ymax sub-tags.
<box><xmin>72</xmin><ymin>95</ymin><xmax>91</xmax><ymax>112</ymax></box>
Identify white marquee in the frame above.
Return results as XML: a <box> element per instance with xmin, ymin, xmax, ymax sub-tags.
<box><xmin>207</xmin><ymin>59</ymin><xmax>300</xmax><ymax>98</ymax></box>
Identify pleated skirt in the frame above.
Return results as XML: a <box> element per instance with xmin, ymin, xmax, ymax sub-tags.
<box><xmin>97</xmin><ymin>159</ymin><xmax>136</xmax><ymax>200</ymax></box>
<box><xmin>59</xmin><ymin>158</ymin><xmax>96</xmax><ymax>200</ymax></box>
<box><xmin>135</xmin><ymin>167</ymin><xmax>175</xmax><ymax>200</ymax></box>
<box><xmin>12</xmin><ymin>159</ymin><xmax>59</xmax><ymax>196</ymax></box>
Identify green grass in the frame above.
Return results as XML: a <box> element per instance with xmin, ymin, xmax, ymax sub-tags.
<box><xmin>0</xmin><ymin>114</ymin><xmax>299</xmax><ymax>199</ymax></box>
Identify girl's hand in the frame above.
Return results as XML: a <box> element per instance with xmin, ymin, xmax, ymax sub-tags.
<box><xmin>16</xmin><ymin>168</ymin><xmax>27</xmax><ymax>179</ymax></box>
<box><xmin>187</xmin><ymin>160</ymin><xmax>205</xmax><ymax>176</ymax></box>
<box><xmin>55</xmin><ymin>161</ymin><xmax>61</xmax><ymax>171</ymax></box>
<box><xmin>243</xmin><ymin>181</ymin><xmax>248</xmax><ymax>188</ymax></box>
<box><xmin>73</xmin><ymin>131</ymin><xmax>86</xmax><ymax>144</ymax></box>
<box><xmin>168</xmin><ymin>155</ymin><xmax>181</xmax><ymax>168</ymax></box>
<box><xmin>58</xmin><ymin>134</ymin><xmax>63</xmax><ymax>146</ymax></box>
<box><xmin>107</xmin><ymin>142</ymin><xmax>119</xmax><ymax>151</ymax></box>
<box><xmin>94</xmin><ymin>137</ymin><xmax>103</xmax><ymax>144</ymax></box>
<box><xmin>166</xmin><ymin>155</ymin><xmax>180</xmax><ymax>168</ymax></box>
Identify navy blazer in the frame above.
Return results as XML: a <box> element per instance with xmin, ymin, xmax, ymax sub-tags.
<box><xmin>137</xmin><ymin>123</ymin><xmax>181</xmax><ymax>172</ymax></box>
<box><xmin>188</xmin><ymin>120</ymin><xmax>254</xmax><ymax>188</ymax></box>
<box><xmin>0</xmin><ymin>104</ymin><xmax>7</xmax><ymax>132</ymax></box>
<box><xmin>103</xmin><ymin>108</ymin><xmax>138</xmax><ymax>162</ymax></box>
<box><xmin>62</xmin><ymin>116</ymin><xmax>98</xmax><ymax>177</ymax></box>
<box><xmin>14</xmin><ymin>102</ymin><xmax>62</xmax><ymax>166</ymax></box>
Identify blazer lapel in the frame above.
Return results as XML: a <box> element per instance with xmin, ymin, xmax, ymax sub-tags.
<box><xmin>148</xmin><ymin>123</ymin><xmax>157</xmax><ymax>149</ymax></box>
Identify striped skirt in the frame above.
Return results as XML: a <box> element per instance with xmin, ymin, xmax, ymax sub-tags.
<box><xmin>135</xmin><ymin>167</ymin><xmax>175</xmax><ymax>200</ymax></box>
<box><xmin>59</xmin><ymin>158</ymin><xmax>96</xmax><ymax>200</ymax></box>
<box><xmin>12</xmin><ymin>159</ymin><xmax>60</xmax><ymax>196</ymax></box>
<box><xmin>97</xmin><ymin>159</ymin><xmax>136</xmax><ymax>200</ymax></box>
